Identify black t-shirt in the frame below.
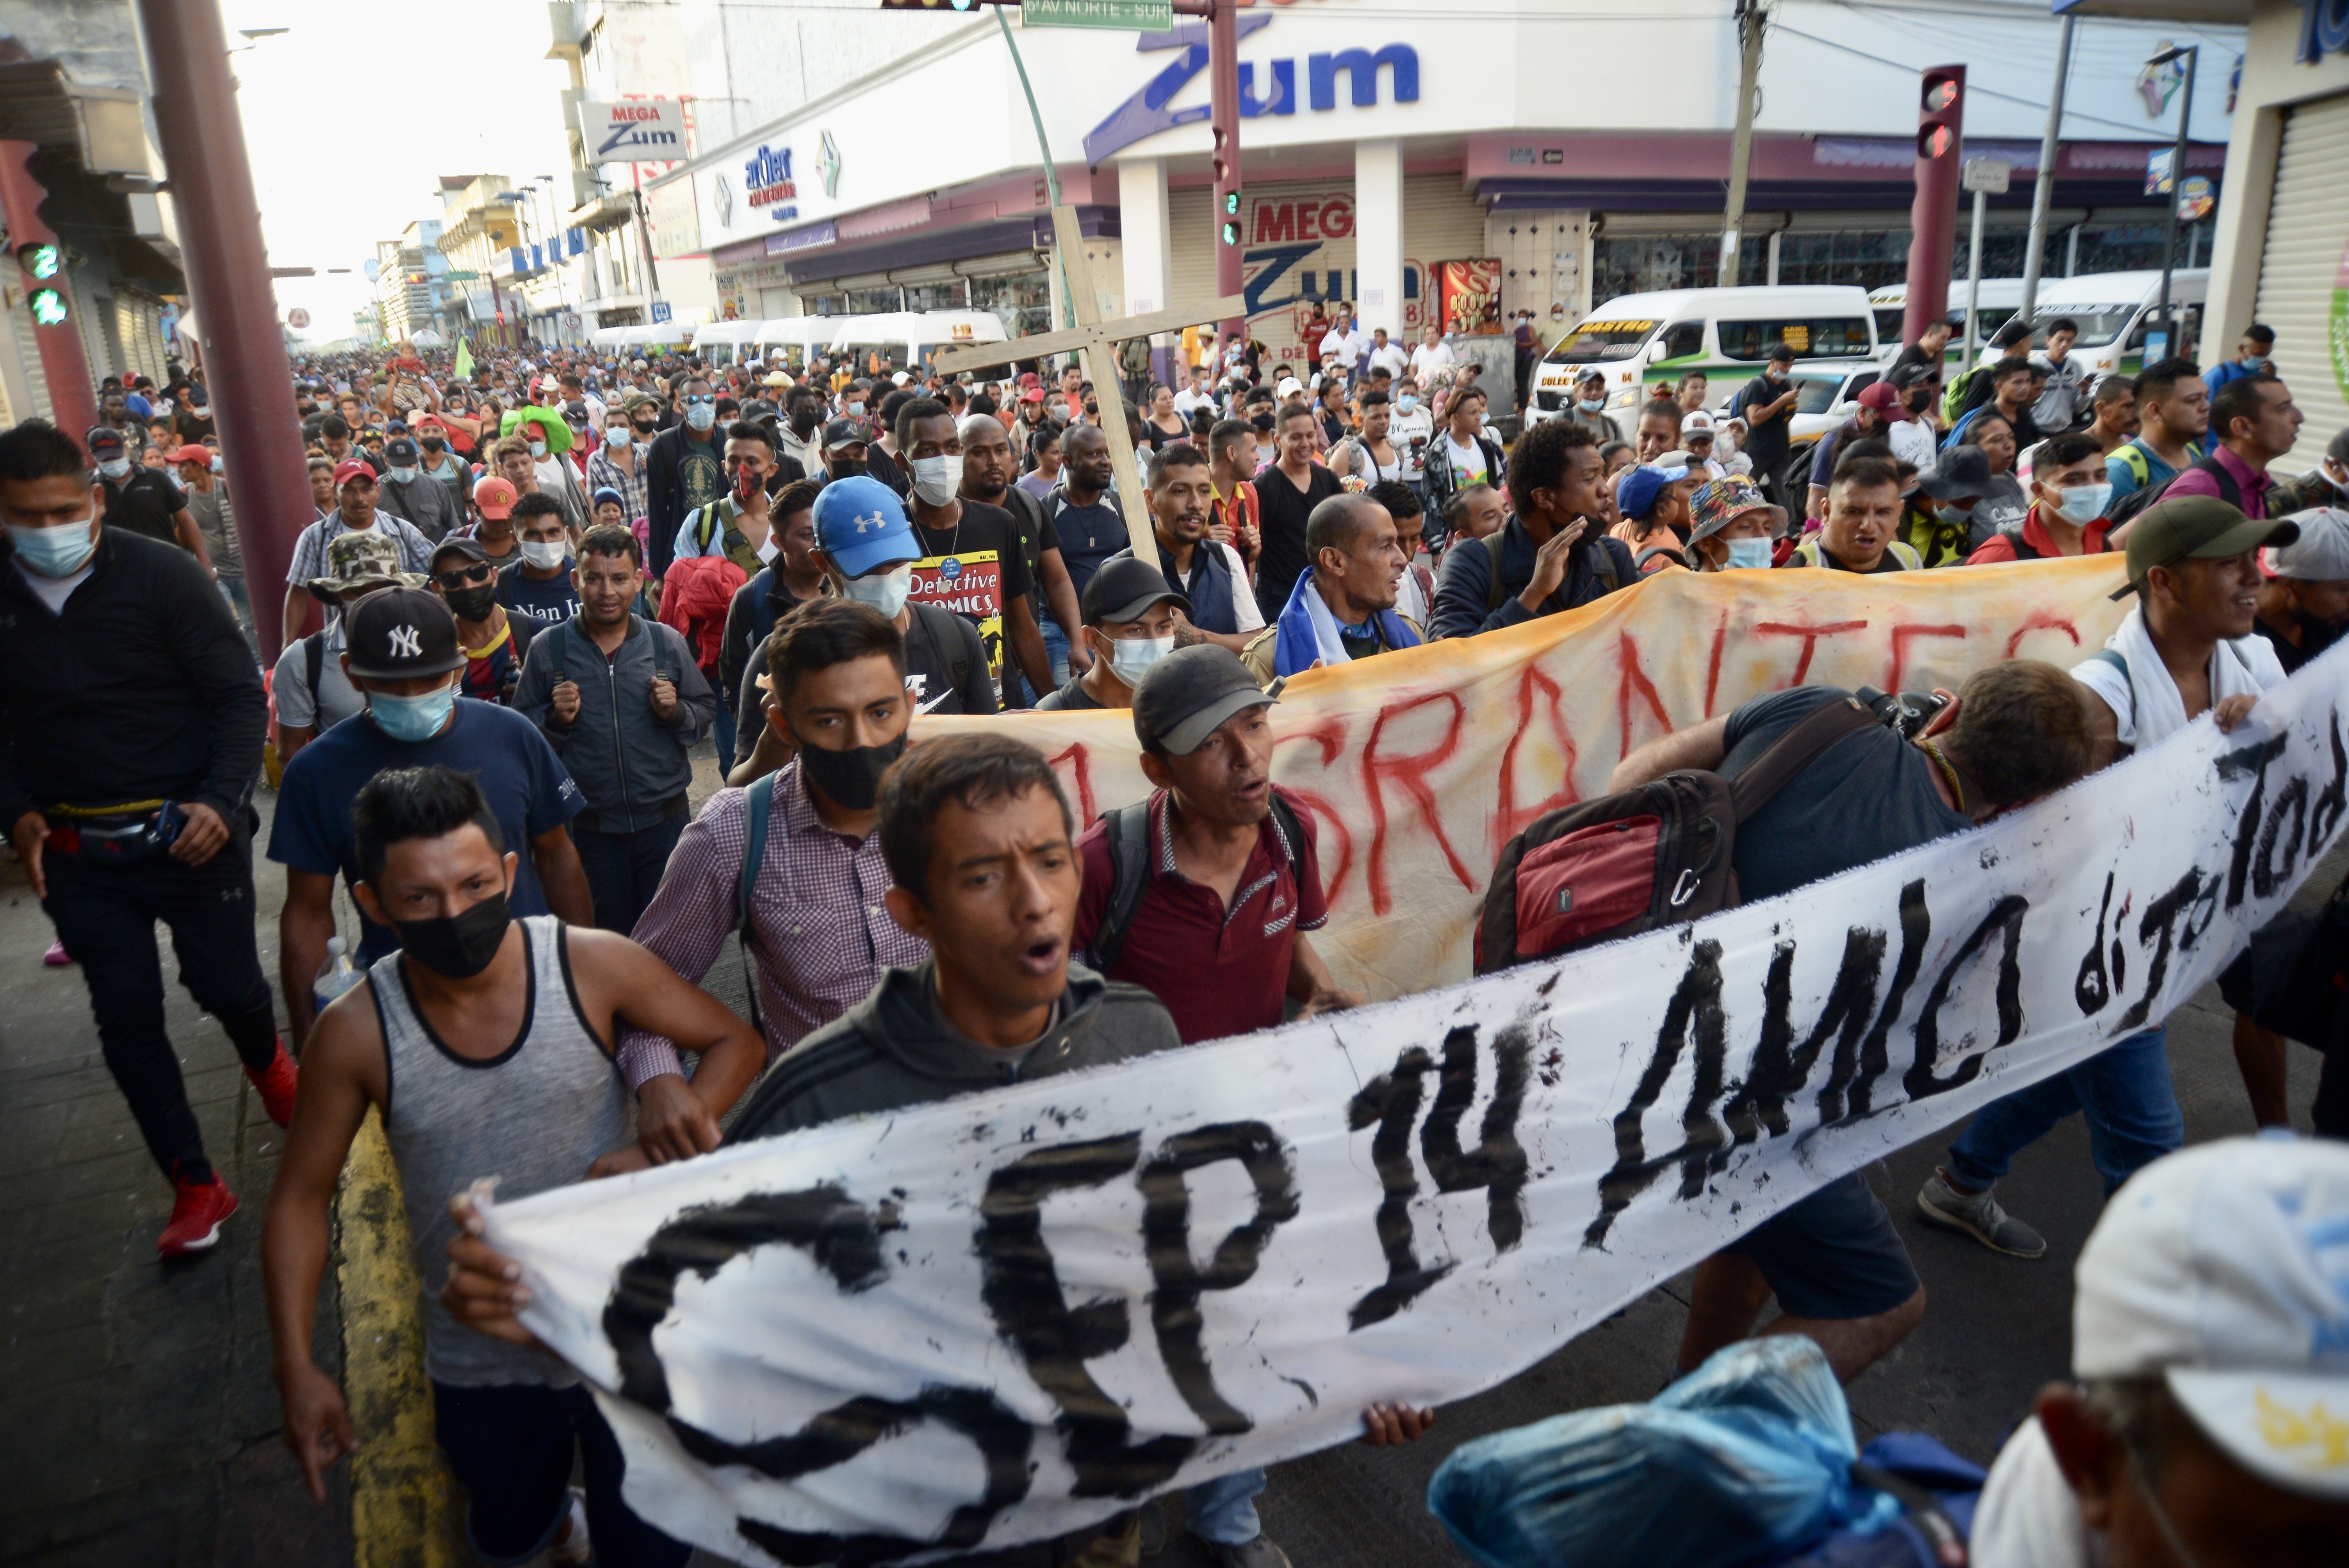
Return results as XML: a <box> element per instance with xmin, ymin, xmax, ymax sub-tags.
<box><xmin>2254</xmin><ymin>613</ymin><xmax>2340</xmax><ymax>677</ymax></box>
<box><xmin>998</xmin><ymin>487</ymin><xmax>1063</xmax><ymax>612</ymax></box>
<box><xmin>731</xmin><ymin>603</ymin><xmax>1000</xmax><ymax>764</ymax></box>
<box><xmin>1253</xmin><ymin>464</ymin><xmax>1343</xmax><ymax>621</ymax></box>
<box><xmin>910</xmin><ymin>500</ymin><xmax>1034</xmax><ymax>688</ymax></box>
<box><xmin>102</xmin><ymin>469</ymin><xmax>184</xmax><ymax>548</ymax></box>
<box><xmin>1717</xmin><ymin>686</ymin><xmax>1970</xmax><ymax>904</ymax></box>
<box><xmin>1034</xmin><ymin>674</ymin><xmax>1104</xmax><ymax>711</ymax></box>
<box><xmin>1737</xmin><ymin>372</ymin><xmax>1796</xmax><ymax>463</ymax></box>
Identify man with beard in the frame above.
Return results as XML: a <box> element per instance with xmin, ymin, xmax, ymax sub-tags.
<box><xmin>959</xmin><ymin>413</ymin><xmax>1085</xmax><ymax>699</ymax></box>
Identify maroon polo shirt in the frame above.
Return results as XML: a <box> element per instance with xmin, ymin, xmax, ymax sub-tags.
<box><xmin>1073</xmin><ymin>786</ymin><xmax>1328</xmax><ymax>1044</ymax></box>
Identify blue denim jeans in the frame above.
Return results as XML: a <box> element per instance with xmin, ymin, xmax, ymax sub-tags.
<box><xmin>1945</xmin><ymin>1028</ymin><xmax>2183</xmax><ymax>1197</ymax></box>
<box><xmin>1039</xmin><ymin>619</ymin><xmax>1073</xmax><ymax>689</ymax></box>
<box><xmin>712</xmin><ymin>701</ymin><xmax>737</xmax><ymax>778</ymax></box>
<box><xmin>1187</xmin><ymin>1467</ymin><xmax>1267</xmax><ymax>1547</ymax></box>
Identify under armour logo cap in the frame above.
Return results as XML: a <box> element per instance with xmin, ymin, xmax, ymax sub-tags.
<box><xmin>342</xmin><ymin>586</ymin><xmax>465</xmax><ymax>682</ymax></box>
<box><xmin>813</xmin><ymin>475</ymin><xmax>918</xmax><ymax>582</ymax></box>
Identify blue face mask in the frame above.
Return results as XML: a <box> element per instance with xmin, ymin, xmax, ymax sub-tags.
<box><xmin>1396</xmin><ymin>394</ymin><xmax>1419</xmax><ymax>414</ymax></box>
<box><xmin>368</xmin><ymin>680</ymin><xmax>456</xmax><ymax>742</ymax></box>
<box><xmin>6</xmin><ymin>515</ymin><xmax>97</xmax><ymax>577</ymax></box>
<box><xmin>528</xmin><ymin>440</ymin><xmax>548</xmax><ymax>458</ymax></box>
<box><xmin>209</xmin><ymin>454</ymin><xmax>224</xmax><ymax>473</ymax></box>
<box><xmin>387</xmin><ymin>465</ymin><xmax>420</xmax><ymax>485</ymax></box>
<box><xmin>98</xmin><ymin>458</ymin><xmax>131</xmax><ymax>481</ymax></box>
<box><xmin>1723</xmin><ymin>536</ymin><xmax>1773</xmax><ymax>570</ymax></box>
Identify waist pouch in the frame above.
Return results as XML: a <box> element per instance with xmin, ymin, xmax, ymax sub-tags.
<box><xmin>46</xmin><ymin>804</ymin><xmax>184</xmax><ymax>867</ymax></box>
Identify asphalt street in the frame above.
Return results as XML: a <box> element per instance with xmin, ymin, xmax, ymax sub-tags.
<box><xmin>0</xmin><ymin>743</ymin><xmax>2333</xmax><ymax>1568</ymax></box>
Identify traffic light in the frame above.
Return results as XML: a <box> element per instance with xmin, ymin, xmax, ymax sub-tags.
<box><xmin>1221</xmin><ymin>190</ymin><xmax>1240</xmax><ymax>247</ymax></box>
<box><xmin>1917</xmin><ymin>66</ymin><xmax>1964</xmax><ymax>162</ymax></box>
<box><xmin>16</xmin><ymin>242</ymin><xmax>66</xmax><ymax>325</ymax></box>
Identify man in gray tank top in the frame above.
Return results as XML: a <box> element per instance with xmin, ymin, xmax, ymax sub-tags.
<box><xmin>445</xmin><ymin>735</ymin><xmax>1435</xmax><ymax>1566</ymax></box>
<box><xmin>261</xmin><ymin>764</ymin><xmax>765</xmax><ymax>1568</ymax></box>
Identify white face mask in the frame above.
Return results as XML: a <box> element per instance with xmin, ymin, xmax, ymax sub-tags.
<box><xmin>2054</xmin><ymin>481</ymin><xmax>2113</xmax><ymax>524</ymax></box>
<box><xmin>520</xmin><ymin>539</ymin><xmax>567</xmax><ymax>570</ymax></box>
<box><xmin>1103</xmin><ymin>633</ymin><xmax>1174</xmax><ymax>687</ymax></box>
<box><xmin>909</xmin><ymin>455</ymin><xmax>959</xmax><ymax>506</ymax></box>
<box><xmin>607</xmin><ymin>427</ymin><xmax>631</xmax><ymax>447</ymax></box>
<box><xmin>1723</xmin><ymin>537</ymin><xmax>1773</xmax><ymax>571</ymax></box>
<box><xmin>840</xmin><ymin>562</ymin><xmax>913</xmax><ymax>619</ymax></box>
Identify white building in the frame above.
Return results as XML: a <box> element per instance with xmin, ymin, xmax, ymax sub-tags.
<box><xmin>635</xmin><ymin>0</ymin><xmax>2240</xmax><ymax>388</ymax></box>
<box><xmin>2071</xmin><ymin>0</ymin><xmax>2349</xmax><ymax>475</ymax></box>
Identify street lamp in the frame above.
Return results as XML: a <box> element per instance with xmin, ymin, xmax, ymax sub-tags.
<box><xmin>2146</xmin><ymin>42</ymin><xmax>2198</xmax><ymax>360</ymax></box>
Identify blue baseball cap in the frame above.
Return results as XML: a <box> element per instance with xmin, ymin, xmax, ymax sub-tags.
<box><xmin>1616</xmin><ymin>463</ymin><xmax>1673</xmax><ymax>522</ymax></box>
<box><xmin>812</xmin><ymin>475</ymin><xmax>920</xmax><ymax>578</ymax></box>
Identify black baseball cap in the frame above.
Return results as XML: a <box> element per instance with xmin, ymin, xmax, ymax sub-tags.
<box><xmin>822</xmin><ymin>418</ymin><xmax>869</xmax><ymax>449</ymax></box>
<box><xmin>342</xmin><ymin>586</ymin><xmax>466</xmax><ymax>679</ymax></box>
<box><xmin>84</xmin><ymin>425</ymin><xmax>125</xmax><ymax>460</ymax></box>
<box><xmin>384</xmin><ymin>436</ymin><xmax>419</xmax><ymax>465</ymax></box>
<box><xmin>1132</xmin><ymin>645</ymin><xmax>1279</xmax><ymax>756</ymax></box>
<box><xmin>1082</xmin><ymin>556</ymin><xmax>1189</xmax><ymax>627</ymax></box>
<box><xmin>430</xmin><ymin>536</ymin><xmax>490</xmax><ymax>574</ymax></box>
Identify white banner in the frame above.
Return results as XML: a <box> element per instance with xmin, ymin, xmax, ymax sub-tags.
<box><xmin>579</xmin><ymin>98</ymin><xmax>686</xmax><ymax>166</ymax></box>
<box><xmin>483</xmin><ymin>649</ymin><xmax>2349</xmax><ymax>1567</ymax></box>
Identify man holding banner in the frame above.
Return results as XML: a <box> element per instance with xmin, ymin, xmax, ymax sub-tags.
<box><xmin>1923</xmin><ymin>497</ymin><xmax>2297</xmax><ymax>1259</ymax></box>
<box><xmin>1614</xmin><ymin>661</ymin><xmax>2101</xmax><ymax>1381</ymax></box>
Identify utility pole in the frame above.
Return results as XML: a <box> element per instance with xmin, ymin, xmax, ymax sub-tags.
<box><xmin>1208</xmin><ymin>0</ymin><xmax>1245</xmax><ymax>342</ymax></box>
<box><xmin>137</xmin><ymin>0</ymin><xmax>311</xmax><ymax>661</ymax></box>
<box><xmin>2147</xmin><ymin>43</ymin><xmax>2198</xmax><ymax>358</ymax></box>
<box><xmin>2017</xmin><ymin>12</ymin><xmax>2074</xmax><ymax>323</ymax></box>
<box><xmin>1719</xmin><ymin>0</ymin><xmax>1766</xmax><ymax>288</ymax></box>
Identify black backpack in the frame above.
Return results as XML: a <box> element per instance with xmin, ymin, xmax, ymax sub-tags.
<box><xmin>2101</xmin><ymin>452</ymin><xmax>2242</xmax><ymax>530</ymax></box>
<box><xmin>1476</xmin><ymin>697</ymin><xmax>1877</xmax><ymax>973</ymax></box>
<box><xmin>1085</xmin><ymin>790</ymin><xmax>1307</xmax><ymax>973</ymax></box>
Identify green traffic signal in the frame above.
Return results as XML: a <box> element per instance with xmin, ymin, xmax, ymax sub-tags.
<box><xmin>1221</xmin><ymin>220</ymin><xmax>1240</xmax><ymax>246</ymax></box>
<box><xmin>29</xmin><ymin>287</ymin><xmax>68</xmax><ymax>326</ymax></box>
<box><xmin>1223</xmin><ymin>191</ymin><xmax>1239</xmax><ymax>216</ymax></box>
<box><xmin>18</xmin><ymin>242</ymin><xmax>60</xmax><ymax>281</ymax></box>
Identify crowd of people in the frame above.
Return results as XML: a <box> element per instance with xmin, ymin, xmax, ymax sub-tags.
<box><xmin>2</xmin><ymin>303</ymin><xmax>2344</xmax><ymax>1568</ymax></box>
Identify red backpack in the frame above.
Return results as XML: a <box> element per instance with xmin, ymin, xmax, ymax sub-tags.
<box><xmin>1476</xmin><ymin>696</ymin><xmax>1878</xmax><ymax>973</ymax></box>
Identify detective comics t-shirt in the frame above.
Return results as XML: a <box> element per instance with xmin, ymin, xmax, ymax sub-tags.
<box><xmin>911</xmin><ymin>501</ymin><xmax>1032</xmax><ymax>696</ymax></box>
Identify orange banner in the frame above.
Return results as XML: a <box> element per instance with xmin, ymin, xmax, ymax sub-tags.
<box><xmin>929</xmin><ymin>557</ymin><xmax>2133</xmax><ymax>996</ymax></box>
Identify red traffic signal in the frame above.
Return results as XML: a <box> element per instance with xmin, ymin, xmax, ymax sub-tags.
<box><xmin>1917</xmin><ymin>66</ymin><xmax>1964</xmax><ymax>160</ymax></box>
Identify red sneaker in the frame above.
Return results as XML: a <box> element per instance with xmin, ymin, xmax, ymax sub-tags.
<box><xmin>244</xmin><ymin>1040</ymin><xmax>299</xmax><ymax>1129</ymax></box>
<box><xmin>159</xmin><ymin>1175</ymin><xmax>237</xmax><ymax>1258</ymax></box>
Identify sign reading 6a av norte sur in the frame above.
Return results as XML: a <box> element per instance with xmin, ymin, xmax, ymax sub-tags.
<box><xmin>1023</xmin><ymin>0</ymin><xmax>1176</xmax><ymax>30</ymax></box>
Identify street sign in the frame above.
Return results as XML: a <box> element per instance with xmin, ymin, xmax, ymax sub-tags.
<box><xmin>650</xmin><ymin>301</ymin><xmax>673</xmax><ymax>324</ymax></box>
<box><xmin>287</xmin><ymin>307</ymin><xmax>310</xmax><ymax>329</ymax></box>
<box><xmin>1021</xmin><ymin>0</ymin><xmax>1174</xmax><ymax>29</ymax></box>
<box><xmin>1962</xmin><ymin>157</ymin><xmax>2011</xmax><ymax>195</ymax></box>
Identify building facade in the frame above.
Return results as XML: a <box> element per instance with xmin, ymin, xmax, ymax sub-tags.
<box><xmin>640</xmin><ymin>0</ymin><xmax>2239</xmax><ymax>385</ymax></box>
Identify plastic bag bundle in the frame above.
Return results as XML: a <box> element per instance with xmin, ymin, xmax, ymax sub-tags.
<box><xmin>1427</xmin><ymin>1336</ymin><xmax>1898</xmax><ymax>1568</ymax></box>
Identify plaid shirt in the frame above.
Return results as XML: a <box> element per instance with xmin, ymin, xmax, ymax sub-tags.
<box><xmin>586</xmin><ymin>445</ymin><xmax>651</xmax><ymax>527</ymax></box>
<box><xmin>616</xmin><ymin>758</ymin><xmax>926</xmax><ymax>1087</ymax></box>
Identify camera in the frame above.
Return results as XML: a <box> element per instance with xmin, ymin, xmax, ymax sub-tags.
<box><xmin>1854</xmin><ymin>685</ymin><xmax>1950</xmax><ymax>740</ymax></box>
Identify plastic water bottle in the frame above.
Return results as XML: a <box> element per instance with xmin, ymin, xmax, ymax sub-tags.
<box><xmin>313</xmin><ymin>935</ymin><xmax>364</xmax><ymax>1017</ymax></box>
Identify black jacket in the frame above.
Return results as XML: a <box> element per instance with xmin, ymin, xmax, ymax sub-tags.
<box><xmin>514</xmin><ymin>615</ymin><xmax>715</xmax><ymax>835</ymax></box>
<box><xmin>1429</xmin><ymin>515</ymin><xmax>1636</xmax><ymax>640</ymax></box>
<box><xmin>729</xmin><ymin>960</ymin><xmax>1183</xmax><ymax>1140</ymax></box>
<box><xmin>0</xmin><ymin>526</ymin><xmax>265</xmax><ymax>829</ymax></box>
<box><xmin>644</xmin><ymin>423</ymin><xmax>718</xmax><ymax>580</ymax></box>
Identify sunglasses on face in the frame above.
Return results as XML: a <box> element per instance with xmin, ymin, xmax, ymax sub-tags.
<box><xmin>683</xmin><ymin>394</ymin><xmax>716</xmax><ymax>406</ymax></box>
<box><xmin>434</xmin><ymin>563</ymin><xmax>493</xmax><ymax>588</ymax></box>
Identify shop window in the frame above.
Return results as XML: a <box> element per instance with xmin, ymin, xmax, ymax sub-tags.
<box><xmin>1771</xmin><ymin>230</ymin><xmax>1910</xmax><ymax>290</ymax></box>
<box><xmin>1590</xmin><ymin>234</ymin><xmax>1766</xmax><ymax>301</ymax></box>
<box><xmin>970</xmin><ymin>269</ymin><xmax>1051</xmax><ymax>340</ymax></box>
<box><xmin>904</xmin><ymin>281</ymin><xmax>969</xmax><ymax>313</ymax></box>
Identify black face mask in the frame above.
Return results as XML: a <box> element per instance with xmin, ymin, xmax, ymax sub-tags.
<box><xmin>394</xmin><ymin>889</ymin><xmax>511</xmax><ymax>979</ymax></box>
<box><xmin>632</xmin><ymin>418</ymin><xmax>657</xmax><ymax>435</ymax></box>
<box><xmin>826</xmin><ymin>455</ymin><xmax>867</xmax><ymax>479</ymax></box>
<box><xmin>446</xmin><ymin>583</ymin><xmax>497</xmax><ymax>621</ymax></box>
<box><xmin>799</xmin><ymin>733</ymin><xmax>907</xmax><ymax>811</ymax></box>
<box><xmin>420</xmin><ymin>436</ymin><xmax>446</xmax><ymax>452</ymax></box>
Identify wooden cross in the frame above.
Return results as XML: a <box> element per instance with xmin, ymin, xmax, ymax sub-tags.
<box><xmin>929</xmin><ymin>204</ymin><xmax>1243</xmax><ymax>570</ymax></box>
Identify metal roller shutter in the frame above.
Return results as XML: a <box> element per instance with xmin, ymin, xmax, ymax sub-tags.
<box><xmin>2251</xmin><ymin>92</ymin><xmax>2349</xmax><ymax>476</ymax></box>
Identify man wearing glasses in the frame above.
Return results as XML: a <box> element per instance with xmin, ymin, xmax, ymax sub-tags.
<box><xmin>646</xmin><ymin>376</ymin><xmax>725</xmax><ymax>581</ymax></box>
<box><xmin>429</xmin><ymin>536</ymin><xmax>537</xmax><ymax>706</ymax></box>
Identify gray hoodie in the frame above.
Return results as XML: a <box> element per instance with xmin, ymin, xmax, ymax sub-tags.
<box><xmin>515</xmin><ymin>613</ymin><xmax>715</xmax><ymax>835</ymax></box>
<box><xmin>729</xmin><ymin>959</ymin><xmax>1183</xmax><ymax>1142</ymax></box>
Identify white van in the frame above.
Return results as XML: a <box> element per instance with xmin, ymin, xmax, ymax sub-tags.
<box><xmin>1529</xmin><ymin>285</ymin><xmax>1879</xmax><ymax>424</ymax></box>
<box><xmin>2013</xmin><ymin>269</ymin><xmax>2209</xmax><ymax>379</ymax></box>
<box><xmin>1868</xmin><ymin>278</ymin><xmax>2026</xmax><ymax>356</ymax></box>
